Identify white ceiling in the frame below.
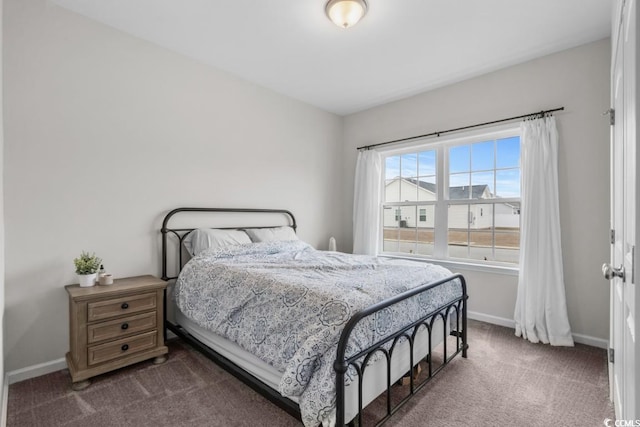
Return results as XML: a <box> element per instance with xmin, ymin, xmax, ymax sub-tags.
<box><xmin>51</xmin><ymin>0</ymin><xmax>611</xmax><ymax>116</ymax></box>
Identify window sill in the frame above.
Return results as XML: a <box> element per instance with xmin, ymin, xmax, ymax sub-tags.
<box><xmin>378</xmin><ymin>254</ymin><xmax>519</xmax><ymax>276</ymax></box>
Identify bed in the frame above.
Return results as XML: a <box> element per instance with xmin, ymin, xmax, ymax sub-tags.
<box><xmin>161</xmin><ymin>207</ymin><xmax>468</xmax><ymax>426</ymax></box>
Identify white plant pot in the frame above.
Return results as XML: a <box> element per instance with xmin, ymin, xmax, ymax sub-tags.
<box><xmin>78</xmin><ymin>273</ymin><xmax>97</xmax><ymax>287</ymax></box>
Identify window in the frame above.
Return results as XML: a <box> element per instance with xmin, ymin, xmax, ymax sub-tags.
<box><xmin>381</xmin><ymin>128</ymin><xmax>521</xmax><ymax>265</ymax></box>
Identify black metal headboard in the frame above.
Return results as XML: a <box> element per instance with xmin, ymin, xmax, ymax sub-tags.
<box><xmin>160</xmin><ymin>207</ymin><xmax>297</xmax><ymax>281</ymax></box>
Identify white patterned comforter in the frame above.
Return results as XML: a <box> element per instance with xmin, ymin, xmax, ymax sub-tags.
<box><xmin>174</xmin><ymin>240</ymin><xmax>461</xmax><ymax>427</ymax></box>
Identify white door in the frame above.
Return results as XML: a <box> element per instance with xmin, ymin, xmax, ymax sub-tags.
<box><xmin>605</xmin><ymin>0</ymin><xmax>637</xmax><ymax>420</ymax></box>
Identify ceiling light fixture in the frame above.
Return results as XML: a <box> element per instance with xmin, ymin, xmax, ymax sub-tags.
<box><xmin>325</xmin><ymin>0</ymin><xmax>368</xmax><ymax>29</ymax></box>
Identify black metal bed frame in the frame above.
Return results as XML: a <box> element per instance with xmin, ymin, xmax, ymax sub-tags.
<box><xmin>160</xmin><ymin>207</ymin><xmax>468</xmax><ymax>426</ymax></box>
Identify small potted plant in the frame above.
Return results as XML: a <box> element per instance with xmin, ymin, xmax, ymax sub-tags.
<box><xmin>74</xmin><ymin>251</ymin><xmax>102</xmax><ymax>287</ymax></box>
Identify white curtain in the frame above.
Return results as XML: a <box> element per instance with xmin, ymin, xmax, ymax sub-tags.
<box><xmin>353</xmin><ymin>150</ymin><xmax>382</xmax><ymax>255</ymax></box>
<box><xmin>514</xmin><ymin>116</ymin><xmax>574</xmax><ymax>346</ymax></box>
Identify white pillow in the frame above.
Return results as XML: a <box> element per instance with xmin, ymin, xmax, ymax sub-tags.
<box><xmin>245</xmin><ymin>226</ymin><xmax>298</xmax><ymax>243</ymax></box>
<box><xmin>183</xmin><ymin>228</ymin><xmax>251</xmax><ymax>256</ymax></box>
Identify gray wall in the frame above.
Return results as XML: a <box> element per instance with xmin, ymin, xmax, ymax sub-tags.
<box><xmin>3</xmin><ymin>0</ymin><xmax>343</xmax><ymax>371</ymax></box>
<box><xmin>342</xmin><ymin>39</ymin><xmax>611</xmax><ymax>342</ymax></box>
<box><xmin>3</xmin><ymin>1</ymin><xmax>611</xmax><ymax>373</ymax></box>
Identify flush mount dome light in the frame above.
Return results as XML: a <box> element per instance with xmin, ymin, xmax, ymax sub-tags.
<box><xmin>325</xmin><ymin>0</ymin><xmax>368</xmax><ymax>28</ymax></box>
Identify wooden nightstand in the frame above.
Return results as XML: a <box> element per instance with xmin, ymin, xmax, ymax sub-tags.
<box><xmin>65</xmin><ymin>275</ymin><xmax>168</xmax><ymax>390</ymax></box>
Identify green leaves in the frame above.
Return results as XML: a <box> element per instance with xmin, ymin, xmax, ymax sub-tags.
<box><xmin>73</xmin><ymin>251</ymin><xmax>102</xmax><ymax>275</ymax></box>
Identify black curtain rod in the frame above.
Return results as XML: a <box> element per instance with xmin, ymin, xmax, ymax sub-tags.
<box><xmin>357</xmin><ymin>107</ymin><xmax>565</xmax><ymax>151</ymax></box>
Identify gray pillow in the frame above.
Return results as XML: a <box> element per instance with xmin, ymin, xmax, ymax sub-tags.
<box><xmin>245</xmin><ymin>226</ymin><xmax>298</xmax><ymax>243</ymax></box>
<box><xmin>183</xmin><ymin>228</ymin><xmax>251</xmax><ymax>256</ymax></box>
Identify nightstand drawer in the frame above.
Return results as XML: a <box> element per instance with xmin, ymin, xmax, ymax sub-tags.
<box><xmin>87</xmin><ymin>292</ymin><xmax>156</xmax><ymax>322</ymax></box>
<box><xmin>66</xmin><ymin>275</ymin><xmax>168</xmax><ymax>388</ymax></box>
<box><xmin>87</xmin><ymin>312</ymin><xmax>157</xmax><ymax>344</ymax></box>
<box><xmin>88</xmin><ymin>330</ymin><xmax>157</xmax><ymax>366</ymax></box>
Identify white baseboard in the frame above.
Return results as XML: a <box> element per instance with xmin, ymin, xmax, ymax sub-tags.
<box><xmin>468</xmin><ymin>310</ymin><xmax>516</xmax><ymax>329</ymax></box>
<box><xmin>1</xmin><ymin>374</ymin><xmax>8</xmax><ymax>427</ymax></box>
<box><xmin>1</xmin><ymin>359</ymin><xmax>66</xmax><ymax>427</ymax></box>
<box><xmin>468</xmin><ymin>310</ymin><xmax>608</xmax><ymax>349</ymax></box>
<box><xmin>6</xmin><ymin>358</ymin><xmax>67</xmax><ymax>385</ymax></box>
<box><xmin>4</xmin><ymin>330</ymin><xmax>178</xmax><ymax>388</ymax></box>
<box><xmin>571</xmin><ymin>332</ymin><xmax>608</xmax><ymax>349</ymax></box>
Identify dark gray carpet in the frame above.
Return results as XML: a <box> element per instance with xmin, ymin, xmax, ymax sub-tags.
<box><xmin>7</xmin><ymin>320</ymin><xmax>614</xmax><ymax>426</ymax></box>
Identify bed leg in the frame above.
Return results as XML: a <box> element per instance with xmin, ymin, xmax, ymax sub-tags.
<box><xmin>461</xmin><ymin>277</ymin><xmax>469</xmax><ymax>359</ymax></box>
<box><xmin>462</xmin><ymin>304</ymin><xmax>468</xmax><ymax>358</ymax></box>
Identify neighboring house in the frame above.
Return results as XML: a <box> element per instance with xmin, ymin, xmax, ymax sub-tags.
<box><xmin>384</xmin><ymin>178</ymin><xmax>520</xmax><ymax>229</ymax></box>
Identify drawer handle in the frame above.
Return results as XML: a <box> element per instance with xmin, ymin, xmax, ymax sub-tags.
<box><xmin>121</xmin><ymin>303</ymin><xmax>129</xmax><ymax>310</ymax></box>
<box><xmin>121</xmin><ymin>344</ymin><xmax>129</xmax><ymax>351</ymax></box>
<box><xmin>121</xmin><ymin>323</ymin><xmax>129</xmax><ymax>330</ymax></box>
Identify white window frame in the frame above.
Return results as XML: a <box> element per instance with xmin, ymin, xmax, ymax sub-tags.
<box><xmin>378</xmin><ymin>123</ymin><xmax>521</xmax><ymax>270</ymax></box>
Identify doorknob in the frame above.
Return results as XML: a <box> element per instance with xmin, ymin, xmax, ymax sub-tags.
<box><xmin>602</xmin><ymin>263</ymin><xmax>625</xmax><ymax>280</ymax></box>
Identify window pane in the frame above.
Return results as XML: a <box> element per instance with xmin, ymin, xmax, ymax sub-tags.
<box><xmin>497</xmin><ymin>137</ymin><xmax>520</xmax><ymax>169</ymax></box>
<box><xmin>471</xmin><ymin>171</ymin><xmax>494</xmax><ymax>199</ymax></box>
<box><xmin>448</xmin><ymin>204</ymin><xmax>469</xmax><ymax>259</ymax></box>
<box><xmin>469</xmin><ymin>231</ymin><xmax>494</xmax><ymax>261</ymax></box>
<box><xmin>400</xmin><ymin>179</ymin><xmax>418</xmax><ymax>202</ymax></box>
<box><xmin>446</xmin><ymin>203</ymin><xmax>519</xmax><ymax>264</ymax></box>
<box><xmin>397</xmin><ymin>206</ymin><xmax>417</xmax><ymax>254</ymax></box>
<box><xmin>470</xmin><ymin>203</ymin><xmax>493</xmax><ymax>229</ymax></box>
<box><xmin>383</xmin><ymin>239</ymin><xmax>399</xmax><ymax>252</ymax></box>
<box><xmin>383</xmin><ymin>205</ymin><xmax>437</xmax><ymax>255</ymax></box>
<box><xmin>417</xmin><ymin>206</ymin><xmax>433</xmax><ymax>226</ymax></box>
<box><xmin>398</xmin><ymin>205</ymin><xmax>415</xmax><ymax>228</ymax></box>
<box><xmin>417</xmin><ymin>150</ymin><xmax>437</xmax><ymax>202</ymax></box>
<box><xmin>417</xmin><ymin>178</ymin><xmax>437</xmax><ymax>201</ymax></box>
<box><xmin>383</xmin><ymin>206</ymin><xmax>399</xmax><ymax>226</ymax></box>
<box><xmin>496</xmin><ymin>202</ymin><xmax>520</xmax><ymax>228</ymax></box>
<box><xmin>448</xmin><ymin>204</ymin><xmax>471</xmax><ymax>229</ymax></box>
<box><xmin>385</xmin><ymin>156</ymin><xmax>400</xmax><ymax>180</ymax></box>
<box><xmin>382</xmin><ymin>206</ymin><xmax>399</xmax><ymax>252</ymax></box>
<box><xmin>449</xmin><ymin>173</ymin><xmax>470</xmax><ymax>199</ymax></box>
<box><xmin>495</xmin><ymin>231</ymin><xmax>519</xmax><ymax>248</ymax></box>
<box><xmin>445</xmin><ymin>202</ymin><xmax>520</xmax><ymax>264</ymax></box>
<box><xmin>418</xmin><ymin>151</ymin><xmax>436</xmax><ymax>176</ymax></box>
<box><xmin>495</xmin><ymin>231</ymin><xmax>520</xmax><ymax>263</ymax></box>
<box><xmin>472</xmin><ymin>141</ymin><xmax>494</xmax><ymax>171</ymax></box>
<box><xmin>449</xmin><ymin>145</ymin><xmax>470</xmax><ymax>173</ymax></box>
<box><xmin>496</xmin><ymin>169</ymin><xmax>521</xmax><ymax>198</ymax></box>
<box><xmin>401</xmin><ymin>153</ymin><xmax>418</xmax><ymax>178</ymax></box>
<box><xmin>416</xmin><ymin>205</ymin><xmax>435</xmax><ymax>256</ymax></box>
<box><xmin>384</xmin><ymin>179</ymin><xmax>400</xmax><ymax>202</ymax></box>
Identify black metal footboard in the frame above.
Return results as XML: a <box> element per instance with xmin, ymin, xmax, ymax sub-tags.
<box><xmin>334</xmin><ymin>273</ymin><xmax>468</xmax><ymax>426</ymax></box>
